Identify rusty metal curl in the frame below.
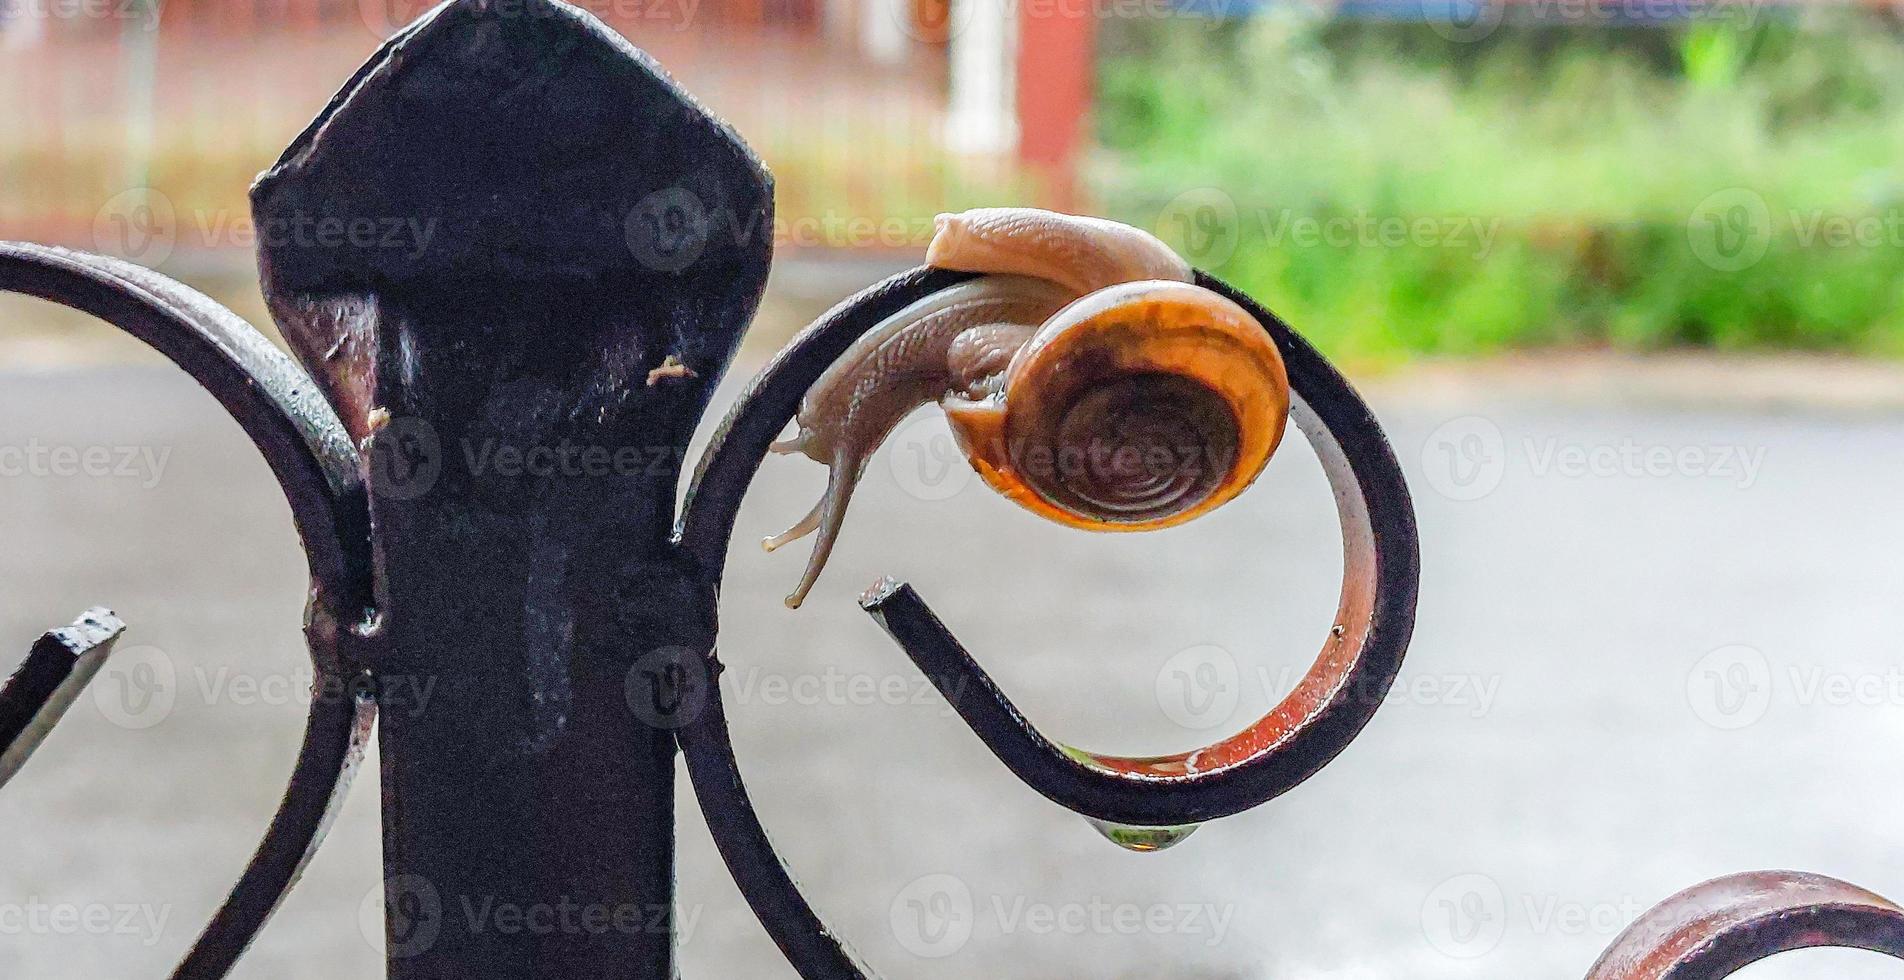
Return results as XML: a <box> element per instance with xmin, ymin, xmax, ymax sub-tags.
<box><xmin>675</xmin><ymin>264</ymin><xmax>1904</xmax><ymax>980</ymax></box>
<box><xmin>856</xmin><ymin>272</ymin><xmax>1416</xmax><ymax>827</ymax></box>
<box><xmin>675</xmin><ymin>265</ymin><xmax>1419</xmax><ymax>974</ymax></box>
<box><xmin>1588</xmin><ymin>870</ymin><xmax>1904</xmax><ymax>979</ymax></box>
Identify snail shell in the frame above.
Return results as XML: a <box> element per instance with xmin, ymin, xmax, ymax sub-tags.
<box><xmin>768</xmin><ymin>208</ymin><xmax>1290</xmax><ymax>607</ymax></box>
<box><xmin>941</xmin><ymin>279</ymin><xmax>1288</xmax><ymax>532</ymax></box>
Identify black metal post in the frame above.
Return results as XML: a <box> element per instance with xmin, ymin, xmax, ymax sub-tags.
<box><xmin>250</xmin><ymin>2</ymin><xmax>771</xmax><ymax>976</ymax></box>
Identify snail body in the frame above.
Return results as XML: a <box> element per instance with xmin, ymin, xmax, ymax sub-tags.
<box><xmin>769</xmin><ymin>208</ymin><xmax>1290</xmax><ymax>607</ymax></box>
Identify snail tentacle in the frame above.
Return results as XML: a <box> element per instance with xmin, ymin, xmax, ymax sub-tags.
<box><xmin>776</xmin><ymin>447</ymin><xmax>862</xmax><ymax>609</ymax></box>
<box><xmin>762</xmin><ymin>493</ymin><xmax>825</xmax><ymax>552</ymax></box>
<box><xmin>765</xmin><ymin>274</ymin><xmax>1073</xmax><ymax>607</ymax></box>
<box><xmin>768</xmin><ymin>431</ymin><xmax>811</xmax><ymax>456</ymax></box>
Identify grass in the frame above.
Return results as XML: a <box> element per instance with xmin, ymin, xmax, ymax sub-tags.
<box><xmin>10</xmin><ymin>16</ymin><xmax>1904</xmax><ymax>363</ymax></box>
<box><xmin>1093</xmin><ymin>10</ymin><xmax>1904</xmax><ymax>362</ymax></box>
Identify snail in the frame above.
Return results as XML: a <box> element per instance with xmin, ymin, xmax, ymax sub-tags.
<box><xmin>767</xmin><ymin>207</ymin><xmax>1291</xmax><ymax>608</ymax></box>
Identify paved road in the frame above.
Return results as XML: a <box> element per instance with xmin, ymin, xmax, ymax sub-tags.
<box><xmin>2</xmin><ymin>355</ymin><xmax>1903</xmax><ymax>979</ymax></box>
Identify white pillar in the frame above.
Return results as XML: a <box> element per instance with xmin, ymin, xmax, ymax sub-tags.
<box><xmin>861</xmin><ymin>0</ymin><xmax>910</xmax><ymax>64</ymax></box>
<box><xmin>944</xmin><ymin>0</ymin><xmax>1016</xmax><ymax>154</ymax></box>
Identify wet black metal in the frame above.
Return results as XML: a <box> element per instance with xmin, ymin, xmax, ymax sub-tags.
<box><xmin>249</xmin><ymin>0</ymin><xmax>771</xmax><ymax>976</ymax></box>
<box><xmin>172</xmin><ymin>688</ymin><xmax>377</xmax><ymax>980</ymax></box>
<box><xmin>0</xmin><ymin>608</ymin><xmax>125</xmax><ymax>789</ymax></box>
<box><xmin>675</xmin><ymin>268</ymin><xmax>980</xmax><ymax>980</ymax></box>
<box><xmin>0</xmin><ymin>242</ymin><xmax>375</xmax><ymax>978</ymax></box>
<box><xmin>675</xmin><ymin>263</ymin><xmax>1421</xmax><ymax>976</ymax></box>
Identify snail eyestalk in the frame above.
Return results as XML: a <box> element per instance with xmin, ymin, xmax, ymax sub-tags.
<box><xmin>767</xmin><ymin>208</ymin><xmax>1290</xmax><ymax>608</ymax></box>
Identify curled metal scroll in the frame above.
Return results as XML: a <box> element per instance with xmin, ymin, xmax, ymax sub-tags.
<box><xmin>675</xmin><ymin>266</ymin><xmax>1419</xmax><ymax>974</ymax></box>
<box><xmin>0</xmin><ymin>243</ymin><xmax>377</xmax><ymax>980</ymax></box>
<box><xmin>857</xmin><ymin>273</ymin><xmax>1415</xmax><ymax>827</ymax></box>
<box><xmin>1587</xmin><ymin>870</ymin><xmax>1904</xmax><ymax>980</ymax></box>
<box><xmin>676</xmin><ymin>266</ymin><xmax>1904</xmax><ymax>980</ymax></box>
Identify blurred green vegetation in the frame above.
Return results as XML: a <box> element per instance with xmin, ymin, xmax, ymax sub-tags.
<box><xmin>1094</xmin><ymin>10</ymin><xmax>1904</xmax><ymax>362</ymax></box>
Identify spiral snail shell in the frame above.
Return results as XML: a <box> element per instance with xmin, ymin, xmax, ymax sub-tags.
<box><xmin>767</xmin><ymin>207</ymin><xmax>1290</xmax><ymax>607</ymax></box>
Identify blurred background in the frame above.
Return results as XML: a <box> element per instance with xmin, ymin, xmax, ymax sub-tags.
<box><xmin>5</xmin><ymin>0</ymin><xmax>1904</xmax><ymax>977</ymax></box>
<box><xmin>6</xmin><ymin>0</ymin><xmax>1904</xmax><ymax>357</ymax></box>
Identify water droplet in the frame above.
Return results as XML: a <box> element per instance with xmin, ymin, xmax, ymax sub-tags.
<box><xmin>1085</xmin><ymin>817</ymin><xmax>1201</xmax><ymax>852</ymax></box>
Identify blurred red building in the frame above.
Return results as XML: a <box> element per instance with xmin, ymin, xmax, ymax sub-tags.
<box><xmin>0</xmin><ymin>0</ymin><xmax>1094</xmax><ymax>255</ymax></box>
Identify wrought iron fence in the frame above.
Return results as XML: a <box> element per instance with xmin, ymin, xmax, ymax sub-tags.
<box><xmin>2</xmin><ymin>0</ymin><xmax>1903</xmax><ymax>977</ymax></box>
